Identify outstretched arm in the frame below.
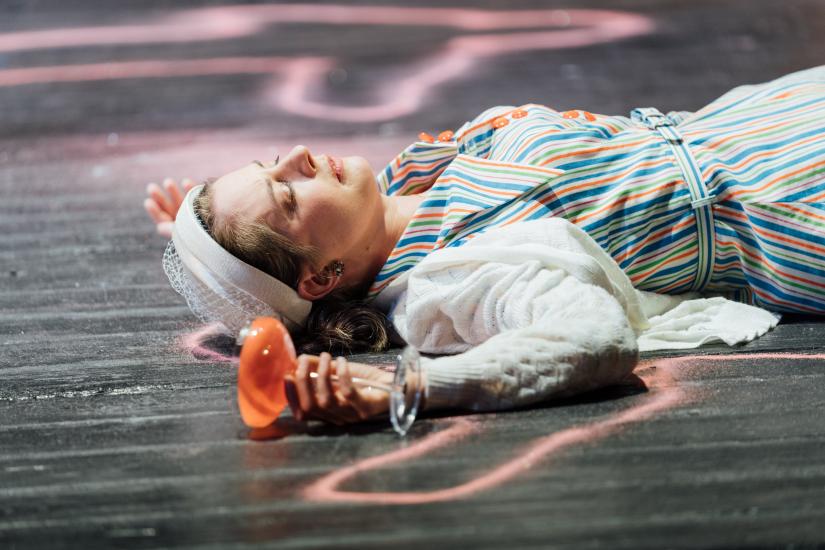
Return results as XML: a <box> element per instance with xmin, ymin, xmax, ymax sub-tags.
<box><xmin>143</xmin><ymin>177</ymin><xmax>196</xmax><ymax>237</ymax></box>
<box><xmin>281</xmin><ymin>257</ymin><xmax>638</xmax><ymax>424</ymax></box>
<box><xmin>394</xmin><ymin>257</ymin><xmax>639</xmax><ymax>413</ymax></box>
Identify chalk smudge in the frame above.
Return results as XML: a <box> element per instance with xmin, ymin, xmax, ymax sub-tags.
<box><xmin>179</xmin><ymin>323</ymin><xmax>238</xmax><ymax>365</ymax></box>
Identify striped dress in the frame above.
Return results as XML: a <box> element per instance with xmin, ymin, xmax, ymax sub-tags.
<box><xmin>367</xmin><ymin>65</ymin><xmax>825</xmax><ymax>314</ymax></box>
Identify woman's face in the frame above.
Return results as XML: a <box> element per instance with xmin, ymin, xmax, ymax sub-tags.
<box><xmin>211</xmin><ymin>145</ymin><xmax>381</xmax><ymax>267</ymax></box>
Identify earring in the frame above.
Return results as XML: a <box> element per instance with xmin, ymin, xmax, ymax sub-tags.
<box><xmin>322</xmin><ymin>260</ymin><xmax>345</xmax><ymax>280</ymax></box>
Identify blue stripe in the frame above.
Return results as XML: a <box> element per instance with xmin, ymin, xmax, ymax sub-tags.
<box><xmin>371</xmin><ymin>67</ymin><xmax>825</xmax><ymax>311</ymax></box>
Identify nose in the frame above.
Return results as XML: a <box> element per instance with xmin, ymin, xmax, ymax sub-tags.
<box><xmin>284</xmin><ymin>145</ymin><xmax>316</xmax><ymax>178</ymax></box>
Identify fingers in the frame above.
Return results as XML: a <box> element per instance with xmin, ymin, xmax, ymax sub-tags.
<box><xmin>145</xmin><ymin>177</ymin><xmax>197</xmax><ymax>237</ymax></box>
<box><xmin>146</xmin><ymin>182</ymin><xmax>174</xmax><ymax>216</ymax></box>
<box><xmin>293</xmin><ymin>354</ymin><xmax>316</xmax><ymax>419</ymax></box>
<box><xmin>315</xmin><ymin>353</ymin><xmax>334</xmax><ymax>409</ymax></box>
<box><xmin>143</xmin><ymin>197</ymin><xmax>172</xmax><ymax>225</ymax></box>
<box><xmin>284</xmin><ymin>375</ymin><xmax>302</xmax><ymax>422</ymax></box>
<box><xmin>144</xmin><ymin>198</ymin><xmax>174</xmax><ymax>237</ymax></box>
<box><xmin>336</xmin><ymin>357</ymin><xmax>371</xmax><ymax>420</ymax></box>
<box><xmin>146</xmin><ymin>177</ymin><xmax>194</xmax><ymax>219</ymax></box>
<box><xmin>164</xmin><ymin>177</ymin><xmax>185</xmax><ymax>208</ymax></box>
<box><xmin>287</xmin><ymin>353</ymin><xmax>365</xmax><ymax>426</ymax></box>
<box><xmin>312</xmin><ymin>354</ymin><xmax>359</xmax><ymax>425</ymax></box>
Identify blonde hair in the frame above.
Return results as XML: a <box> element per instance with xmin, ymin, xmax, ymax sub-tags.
<box><xmin>193</xmin><ymin>182</ymin><xmax>392</xmax><ymax>355</ymax></box>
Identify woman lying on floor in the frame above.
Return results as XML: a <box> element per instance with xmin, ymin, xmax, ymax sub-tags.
<box><xmin>145</xmin><ymin>65</ymin><xmax>825</xmax><ymax>425</ymax></box>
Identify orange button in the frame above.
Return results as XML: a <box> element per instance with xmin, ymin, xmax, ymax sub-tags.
<box><xmin>582</xmin><ymin>111</ymin><xmax>596</xmax><ymax>121</ymax></box>
<box><xmin>512</xmin><ymin>109</ymin><xmax>528</xmax><ymax>119</ymax></box>
<box><xmin>418</xmin><ymin>132</ymin><xmax>435</xmax><ymax>143</ymax></box>
<box><xmin>492</xmin><ymin>117</ymin><xmax>510</xmax><ymax>129</ymax></box>
<box><xmin>437</xmin><ymin>130</ymin><xmax>454</xmax><ymax>142</ymax></box>
<box><xmin>562</xmin><ymin>110</ymin><xmax>579</xmax><ymax>119</ymax></box>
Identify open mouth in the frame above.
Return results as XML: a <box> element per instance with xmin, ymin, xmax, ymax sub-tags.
<box><xmin>327</xmin><ymin>156</ymin><xmax>343</xmax><ymax>183</ymax></box>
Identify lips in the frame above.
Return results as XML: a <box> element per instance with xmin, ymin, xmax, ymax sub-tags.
<box><xmin>327</xmin><ymin>156</ymin><xmax>343</xmax><ymax>182</ymax></box>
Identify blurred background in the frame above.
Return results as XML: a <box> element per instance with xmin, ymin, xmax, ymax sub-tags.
<box><xmin>1</xmin><ymin>1</ymin><xmax>823</xmax><ymax>547</ymax></box>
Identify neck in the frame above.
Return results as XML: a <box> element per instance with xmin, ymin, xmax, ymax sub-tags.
<box><xmin>369</xmin><ymin>194</ymin><xmax>423</xmax><ymax>280</ymax></box>
<box><xmin>343</xmin><ymin>193</ymin><xmax>423</xmax><ymax>296</ymax></box>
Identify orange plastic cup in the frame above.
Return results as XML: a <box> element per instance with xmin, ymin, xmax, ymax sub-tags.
<box><xmin>237</xmin><ymin>317</ymin><xmax>296</xmax><ymax>428</ymax></box>
<box><xmin>236</xmin><ymin>316</ymin><xmax>421</xmax><ymax>435</ymax></box>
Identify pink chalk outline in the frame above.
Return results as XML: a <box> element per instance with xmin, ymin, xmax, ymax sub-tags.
<box><xmin>303</xmin><ymin>352</ymin><xmax>825</xmax><ymax>504</ymax></box>
<box><xmin>0</xmin><ymin>5</ymin><xmax>655</xmax><ymax>122</ymax></box>
<box><xmin>179</xmin><ymin>322</ymin><xmax>239</xmax><ymax>364</ymax></box>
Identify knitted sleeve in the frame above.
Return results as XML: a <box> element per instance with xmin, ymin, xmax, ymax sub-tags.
<box><xmin>391</xmin><ymin>259</ymin><xmax>639</xmax><ymax>412</ymax></box>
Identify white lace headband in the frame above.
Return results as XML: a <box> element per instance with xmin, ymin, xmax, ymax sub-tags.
<box><xmin>162</xmin><ymin>184</ymin><xmax>312</xmax><ymax>335</ymax></box>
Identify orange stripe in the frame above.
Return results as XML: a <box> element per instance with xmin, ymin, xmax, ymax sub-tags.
<box><xmin>450</xmin><ymin>200</ymin><xmax>546</xmax><ymax>242</ymax></box>
<box><xmin>454</xmin><ymin>155</ymin><xmax>564</xmax><ymax>176</ymax></box>
<box><xmin>804</xmin><ymin>188</ymin><xmax>825</xmax><ymax>202</ymax></box>
<box><xmin>719</xmin><ymin>237</ymin><xmax>763</xmax><ymax>265</ymax></box>
<box><xmin>686</xmin><ymin>229</ymin><xmax>825</xmax><ymax>293</ymax></box>
<box><xmin>387</xmin><ymin>245</ymin><xmax>435</xmax><ymax>260</ymax></box>
<box><xmin>412</xmin><ymin>212</ymin><xmax>446</xmax><ymax>220</ymax></box>
<box><xmin>757</xmin><ymin>202</ymin><xmax>825</xmax><ymax>226</ymax></box>
<box><xmin>749</xmin><ymin>279</ymin><xmax>824</xmax><ymax>312</ymax></box>
<box><xmin>573</xmin><ymin>178</ymin><xmax>680</xmax><ymax>224</ymax></box>
<box><xmin>769</xmin><ymin>261</ymin><xmax>825</xmax><ymax>290</ymax></box>
<box><xmin>391</xmin><ymin>161</ymin><xmax>451</xmax><ymax>186</ymax></box>
<box><xmin>618</xmin><ymin>217</ymin><xmax>694</xmax><ymax>262</ymax></box>
<box><xmin>713</xmin><ymin>132</ymin><xmax>823</xmax><ymax>176</ymax></box>
<box><xmin>542</xmin><ymin>137</ymin><xmax>650</xmax><ymax>165</ymax></box>
<box><xmin>702</xmin><ymin>98</ymin><xmax>823</xmax><ymax>149</ymax></box>
<box><xmin>651</xmin><ymin>278</ymin><xmax>690</xmax><ymax>294</ymax></box>
<box><xmin>390</xmin><ymin>243</ymin><xmax>434</xmax><ymax>253</ymax></box>
<box><xmin>751</xmin><ymin>222</ymin><xmax>825</xmax><ymax>256</ymax></box>
<box><xmin>498</xmin><ymin>199</ymin><xmax>546</xmax><ymax>226</ymax></box>
<box><xmin>555</xmin><ymin>157</ymin><xmax>671</xmax><ymax>200</ymax></box>
<box><xmin>630</xmin><ymin>246</ymin><xmax>697</xmax><ymax>282</ymax></box>
<box><xmin>707</xmin><ymin>118</ymin><xmax>787</xmax><ymax>149</ymax></box>
<box><xmin>731</xmin><ymin>158</ymin><xmax>825</xmax><ymax>198</ymax></box>
<box><xmin>437</xmin><ymin>176</ymin><xmax>521</xmax><ymax>198</ymax></box>
<box><xmin>734</xmin><ymin>158</ymin><xmax>825</xmax><ymax>200</ymax></box>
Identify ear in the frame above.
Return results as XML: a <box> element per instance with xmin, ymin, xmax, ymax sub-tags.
<box><xmin>296</xmin><ymin>264</ymin><xmax>339</xmax><ymax>301</ymax></box>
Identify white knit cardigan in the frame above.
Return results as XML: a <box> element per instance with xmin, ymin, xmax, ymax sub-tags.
<box><xmin>372</xmin><ymin>218</ymin><xmax>780</xmax><ymax>412</ymax></box>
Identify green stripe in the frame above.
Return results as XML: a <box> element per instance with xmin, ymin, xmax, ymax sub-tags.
<box><xmin>624</xmin><ymin>240</ymin><xmax>695</xmax><ymax>277</ymax></box>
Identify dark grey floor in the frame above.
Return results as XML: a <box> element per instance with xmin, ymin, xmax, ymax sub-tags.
<box><xmin>1</xmin><ymin>1</ymin><xmax>825</xmax><ymax>548</ymax></box>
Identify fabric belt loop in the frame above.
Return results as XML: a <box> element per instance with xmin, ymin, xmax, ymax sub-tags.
<box><xmin>631</xmin><ymin>107</ymin><xmax>716</xmax><ymax>291</ymax></box>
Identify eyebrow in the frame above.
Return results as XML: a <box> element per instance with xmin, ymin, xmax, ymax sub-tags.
<box><xmin>252</xmin><ymin>158</ymin><xmax>287</xmax><ymax>221</ymax></box>
<box><xmin>260</xmin><ymin>177</ymin><xmax>282</xmax><ymax>214</ymax></box>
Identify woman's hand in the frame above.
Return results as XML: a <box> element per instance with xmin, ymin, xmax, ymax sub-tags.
<box><xmin>143</xmin><ymin>177</ymin><xmax>197</xmax><ymax>238</ymax></box>
<box><xmin>285</xmin><ymin>353</ymin><xmax>393</xmax><ymax>426</ymax></box>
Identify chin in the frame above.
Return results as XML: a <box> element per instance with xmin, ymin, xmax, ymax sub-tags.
<box><xmin>345</xmin><ymin>156</ymin><xmax>375</xmax><ymax>190</ymax></box>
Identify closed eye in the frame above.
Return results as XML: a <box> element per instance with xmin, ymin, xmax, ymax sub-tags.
<box><xmin>253</xmin><ymin>157</ymin><xmax>294</xmax><ymax>216</ymax></box>
<box><xmin>281</xmin><ymin>180</ymin><xmax>297</xmax><ymax>214</ymax></box>
<box><xmin>253</xmin><ymin>156</ymin><xmax>279</xmax><ymax>168</ymax></box>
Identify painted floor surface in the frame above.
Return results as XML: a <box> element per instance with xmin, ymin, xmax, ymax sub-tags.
<box><xmin>1</xmin><ymin>1</ymin><xmax>824</xmax><ymax>548</ymax></box>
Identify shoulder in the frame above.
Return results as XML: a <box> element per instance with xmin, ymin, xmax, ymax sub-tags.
<box><xmin>455</xmin><ymin>104</ymin><xmax>558</xmax><ymax>140</ymax></box>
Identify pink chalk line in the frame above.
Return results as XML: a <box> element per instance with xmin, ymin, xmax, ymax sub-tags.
<box><xmin>303</xmin><ymin>352</ymin><xmax>825</xmax><ymax>505</ymax></box>
<box><xmin>0</xmin><ymin>6</ymin><xmax>652</xmax><ymax>53</ymax></box>
<box><xmin>0</xmin><ymin>6</ymin><xmax>654</xmax><ymax>122</ymax></box>
<box><xmin>178</xmin><ymin>323</ymin><xmax>239</xmax><ymax>365</ymax></box>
